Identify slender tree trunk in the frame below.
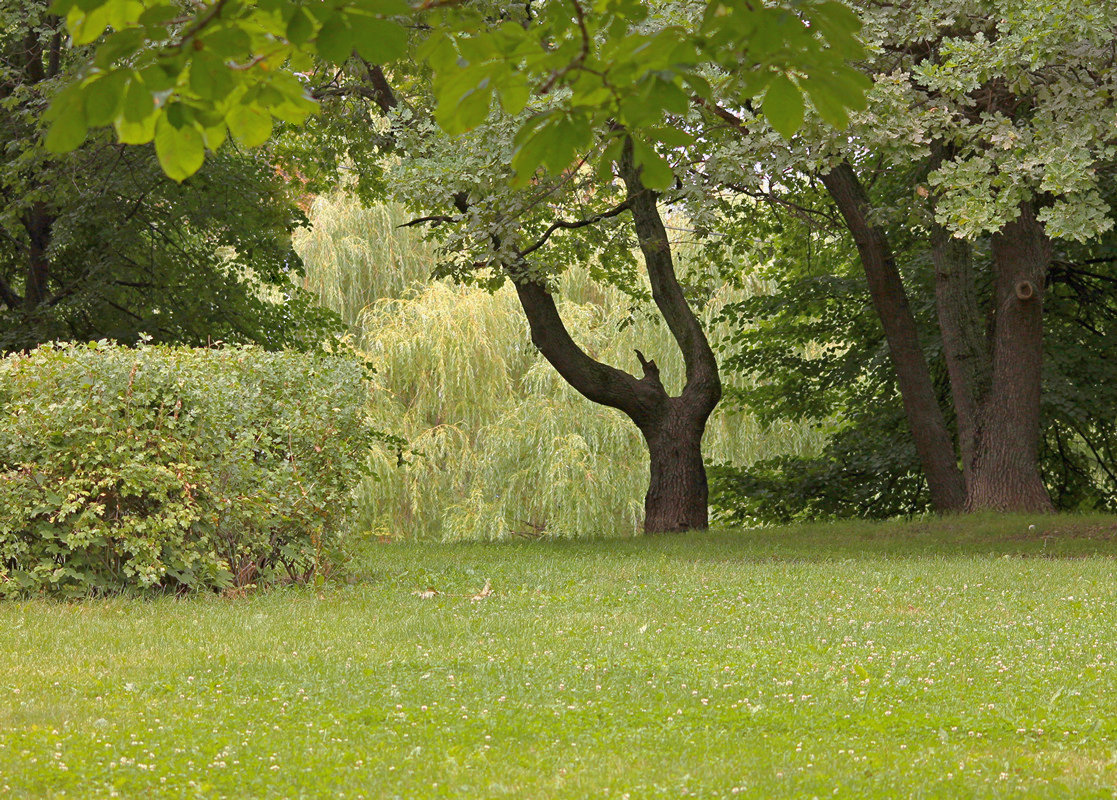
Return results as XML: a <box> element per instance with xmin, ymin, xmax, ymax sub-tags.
<box><xmin>822</xmin><ymin>162</ymin><xmax>966</xmax><ymax>512</ymax></box>
<box><xmin>642</xmin><ymin>400</ymin><xmax>709</xmax><ymax>532</ymax></box>
<box><xmin>966</xmin><ymin>203</ymin><xmax>1054</xmax><ymax>512</ymax></box>
<box><xmin>23</xmin><ymin>202</ymin><xmax>52</xmax><ymax>308</ymax></box>
<box><xmin>930</xmin><ymin>224</ymin><xmax>990</xmax><ymax>482</ymax></box>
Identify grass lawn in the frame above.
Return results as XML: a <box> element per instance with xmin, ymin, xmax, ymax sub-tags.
<box><xmin>4</xmin><ymin>514</ymin><xmax>1117</xmax><ymax>799</ymax></box>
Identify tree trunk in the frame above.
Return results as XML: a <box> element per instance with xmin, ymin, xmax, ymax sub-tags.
<box><xmin>930</xmin><ymin>224</ymin><xmax>990</xmax><ymax>482</ymax></box>
<box><xmin>822</xmin><ymin>162</ymin><xmax>967</xmax><ymax>512</ymax></box>
<box><xmin>642</xmin><ymin>401</ymin><xmax>709</xmax><ymax>532</ymax></box>
<box><xmin>966</xmin><ymin>203</ymin><xmax>1054</xmax><ymax>512</ymax></box>
<box><xmin>23</xmin><ymin>201</ymin><xmax>52</xmax><ymax>308</ymax></box>
<box><xmin>493</xmin><ymin>141</ymin><xmax>722</xmax><ymax>534</ymax></box>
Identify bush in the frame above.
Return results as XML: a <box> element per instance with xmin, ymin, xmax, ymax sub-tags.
<box><xmin>0</xmin><ymin>341</ymin><xmax>380</xmax><ymax>597</ymax></box>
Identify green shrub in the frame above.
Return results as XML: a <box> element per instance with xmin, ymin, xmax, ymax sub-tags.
<box><xmin>0</xmin><ymin>341</ymin><xmax>379</xmax><ymax>597</ymax></box>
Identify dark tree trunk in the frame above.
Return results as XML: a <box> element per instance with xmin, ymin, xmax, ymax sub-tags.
<box><xmin>23</xmin><ymin>202</ymin><xmax>52</xmax><ymax>308</ymax></box>
<box><xmin>966</xmin><ymin>203</ymin><xmax>1054</xmax><ymax>512</ymax></box>
<box><xmin>930</xmin><ymin>224</ymin><xmax>990</xmax><ymax>482</ymax></box>
<box><xmin>511</xmin><ymin>277</ymin><xmax>717</xmax><ymax>534</ymax></box>
<box><xmin>642</xmin><ymin>400</ymin><xmax>709</xmax><ymax>532</ymax></box>
<box><xmin>822</xmin><ymin>162</ymin><xmax>967</xmax><ymax>513</ymax></box>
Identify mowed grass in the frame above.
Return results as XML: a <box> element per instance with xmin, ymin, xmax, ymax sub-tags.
<box><xmin>4</xmin><ymin>515</ymin><xmax>1117</xmax><ymax>799</ymax></box>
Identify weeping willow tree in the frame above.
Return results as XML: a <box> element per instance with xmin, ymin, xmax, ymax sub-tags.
<box><xmin>295</xmin><ymin>194</ymin><xmax>823</xmax><ymax>541</ymax></box>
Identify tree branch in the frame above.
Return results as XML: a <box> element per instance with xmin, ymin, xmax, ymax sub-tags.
<box><xmin>450</xmin><ymin>193</ymin><xmax>665</xmax><ymax>425</ymax></box>
<box><xmin>0</xmin><ymin>273</ymin><xmax>23</xmax><ymax>309</ymax></box>
<box><xmin>174</xmin><ymin>0</ymin><xmax>231</xmax><ymax>50</ymax></box>
<box><xmin>516</xmin><ymin>197</ymin><xmax>634</xmax><ymax>259</ymax></box>
<box><xmin>619</xmin><ymin>138</ymin><xmax>720</xmax><ymax>413</ymax></box>
<box><xmin>511</xmin><ymin>279</ymin><xmax>664</xmax><ymax>423</ymax></box>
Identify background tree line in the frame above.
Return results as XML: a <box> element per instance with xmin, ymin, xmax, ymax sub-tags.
<box><xmin>3</xmin><ymin>0</ymin><xmax>1114</xmax><ymax>536</ymax></box>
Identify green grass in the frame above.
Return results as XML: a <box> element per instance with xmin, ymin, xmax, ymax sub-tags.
<box><xmin>5</xmin><ymin>514</ymin><xmax>1117</xmax><ymax>799</ymax></box>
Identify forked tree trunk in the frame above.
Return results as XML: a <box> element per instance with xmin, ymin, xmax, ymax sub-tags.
<box><xmin>502</xmin><ymin>141</ymin><xmax>721</xmax><ymax>534</ymax></box>
<box><xmin>965</xmin><ymin>203</ymin><xmax>1054</xmax><ymax>512</ymax></box>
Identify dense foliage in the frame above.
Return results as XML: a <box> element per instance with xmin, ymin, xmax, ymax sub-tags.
<box><xmin>0</xmin><ymin>1</ymin><xmax>340</xmax><ymax>352</ymax></box>
<box><xmin>43</xmin><ymin>0</ymin><xmax>870</xmax><ymax>187</ymax></box>
<box><xmin>0</xmin><ymin>341</ymin><xmax>377</xmax><ymax>595</ymax></box>
<box><xmin>2</xmin><ymin>0</ymin><xmax>1115</xmax><ymax>532</ymax></box>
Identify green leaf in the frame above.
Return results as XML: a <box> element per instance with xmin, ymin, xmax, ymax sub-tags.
<box><xmin>801</xmin><ymin>73</ymin><xmax>860</xmax><ymax>130</ymax></box>
<box><xmin>418</xmin><ymin>30</ymin><xmax>458</xmax><ymax>76</ymax></box>
<box><xmin>349</xmin><ymin>15</ymin><xmax>408</xmax><ymax>63</ymax></box>
<box><xmin>439</xmin><ymin>81</ymin><xmax>492</xmax><ymax>137</ymax></box>
<box><xmin>509</xmin><ymin>113</ymin><xmax>556</xmax><ymax>185</ymax></box>
<box><xmin>115</xmin><ymin>112</ymin><xmax>157</xmax><ymax>144</ymax></box>
<box><xmin>498</xmin><ymin>78</ymin><xmax>530</xmax><ymax>116</ymax></box>
<box><xmin>137</xmin><ymin>3</ymin><xmax>178</xmax><ymax>27</ymax></box>
<box><xmin>541</xmin><ymin>117</ymin><xmax>591</xmax><ymax>174</ymax></box>
<box><xmin>66</xmin><ymin>3</ymin><xmax>112</xmax><ymax>45</ymax></box>
<box><xmin>83</xmin><ymin>71</ymin><xmax>127</xmax><ymax>127</ymax></box>
<box><xmin>121</xmin><ymin>74</ymin><xmax>156</xmax><ymax>123</ymax></box>
<box><xmin>106</xmin><ymin>0</ymin><xmax>145</xmax><ymax>30</ymax></box>
<box><xmin>315</xmin><ymin>16</ymin><xmax>353</xmax><ymax>65</ymax></box>
<box><xmin>810</xmin><ymin>1</ymin><xmax>863</xmax><ymax>36</ymax></box>
<box><xmin>762</xmin><ymin>74</ymin><xmax>805</xmax><ymax>139</ymax></box>
<box><xmin>358</xmin><ymin>0</ymin><xmax>410</xmax><ymax>14</ymax></box>
<box><xmin>286</xmin><ymin>7</ymin><xmax>315</xmax><ymax>46</ymax></box>
<box><xmin>154</xmin><ymin>115</ymin><xmax>204</xmax><ymax>182</ymax></box>
<box><xmin>594</xmin><ymin>136</ymin><xmax>624</xmax><ymax>183</ymax></box>
<box><xmin>646</xmin><ymin>126</ymin><xmax>695</xmax><ymax>148</ymax></box>
<box><xmin>44</xmin><ymin>97</ymin><xmax>88</xmax><ymax>153</ymax></box>
<box><xmin>199</xmin><ymin>26</ymin><xmax>250</xmax><ymax>58</ymax></box>
<box><xmin>189</xmin><ymin>50</ymin><xmax>234</xmax><ymax>101</ymax></box>
<box><xmin>631</xmin><ymin>138</ymin><xmax>674</xmax><ymax>190</ymax></box>
<box><xmin>226</xmin><ymin>105</ymin><xmax>273</xmax><ymax>147</ymax></box>
<box><xmin>804</xmin><ymin>66</ymin><xmax>871</xmax><ymax>114</ymax></box>
<box><xmin>201</xmin><ymin>123</ymin><xmax>227</xmax><ymax>151</ymax></box>
<box><xmin>94</xmin><ymin>28</ymin><xmax>146</xmax><ymax>69</ymax></box>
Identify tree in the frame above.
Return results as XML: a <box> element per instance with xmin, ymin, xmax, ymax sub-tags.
<box><xmin>709</xmin><ymin>170</ymin><xmax>1117</xmax><ymax>523</ymax></box>
<box><xmin>0</xmin><ymin>0</ymin><xmax>338</xmax><ymax>352</ymax></box>
<box><xmin>845</xmin><ymin>0</ymin><xmax>1115</xmax><ymax>512</ymax></box>
<box><xmin>689</xmin><ymin>0</ymin><xmax>1116</xmax><ymax>513</ymax></box>
<box><xmin>43</xmin><ymin>0</ymin><xmax>871</xmax><ymax>532</ymax></box>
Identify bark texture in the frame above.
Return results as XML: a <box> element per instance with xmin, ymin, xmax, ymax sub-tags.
<box><xmin>822</xmin><ymin>162</ymin><xmax>966</xmax><ymax>512</ymax></box>
<box><xmin>642</xmin><ymin>401</ymin><xmax>710</xmax><ymax>532</ymax></box>
<box><xmin>930</xmin><ymin>224</ymin><xmax>989</xmax><ymax>482</ymax></box>
<box><xmin>619</xmin><ymin>144</ymin><xmax>721</xmax><ymax>531</ymax></box>
<box><xmin>965</xmin><ymin>203</ymin><xmax>1055</xmax><ymax>512</ymax></box>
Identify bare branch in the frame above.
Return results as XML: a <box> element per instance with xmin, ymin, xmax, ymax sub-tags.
<box><xmin>517</xmin><ymin>197</ymin><xmax>634</xmax><ymax>258</ymax></box>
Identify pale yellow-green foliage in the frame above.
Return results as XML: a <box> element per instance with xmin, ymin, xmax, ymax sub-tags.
<box><xmin>296</xmin><ymin>194</ymin><xmax>822</xmax><ymax>541</ymax></box>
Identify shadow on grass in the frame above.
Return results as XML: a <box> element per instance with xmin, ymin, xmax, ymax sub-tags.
<box><xmin>356</xmin><ymin>513</ymin><xmax>1117</xmax><ymax>572</ymax></box>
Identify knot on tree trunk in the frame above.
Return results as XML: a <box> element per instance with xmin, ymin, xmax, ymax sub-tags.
<box><xmin>1015</xmin><ymin>280</ymin><xmax>1035</xmax><ymax>301</ymax></box>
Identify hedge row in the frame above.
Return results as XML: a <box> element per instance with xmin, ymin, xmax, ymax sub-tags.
<box><xmin>0</xmin><ymin>342</ymin><xmax>378</xmax><ymax>596</ymax></box>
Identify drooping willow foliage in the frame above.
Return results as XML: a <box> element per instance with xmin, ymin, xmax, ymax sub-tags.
<box><xmin>295</xmin><ymin>194</ymin><xmax>824</xmax><ymax>540</ymax></box>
